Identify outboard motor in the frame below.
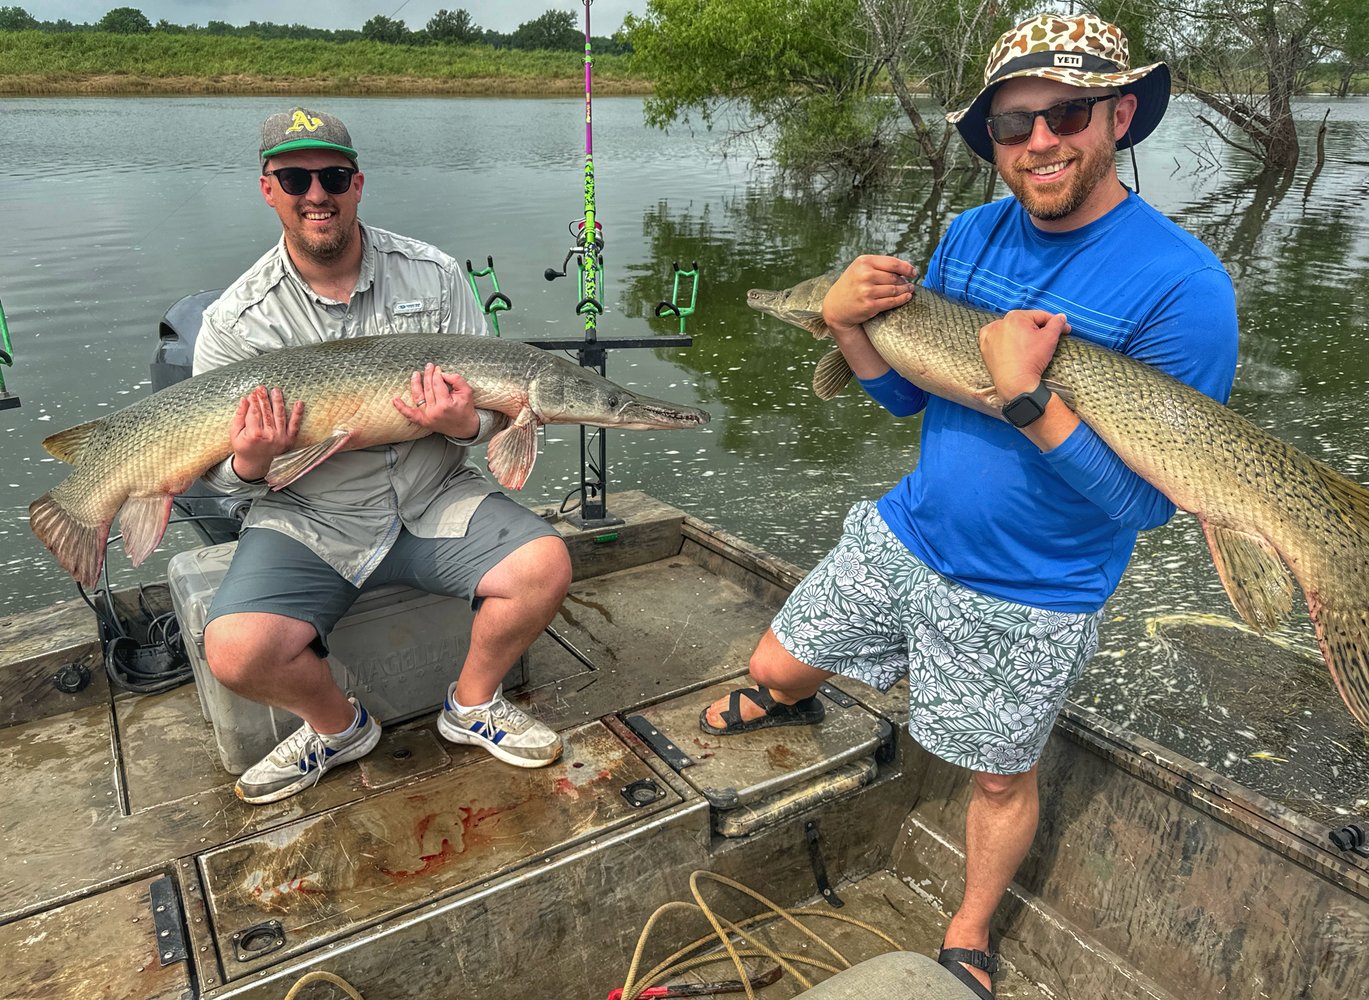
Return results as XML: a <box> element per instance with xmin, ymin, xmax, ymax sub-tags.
<box><xmin>153</xmin><ymin>291</ymin><xmax>248</xmax><ymax>545</ymax></box>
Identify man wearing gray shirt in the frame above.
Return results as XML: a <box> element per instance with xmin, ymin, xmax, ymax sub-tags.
<box><xmin>194</xmin><ymin>107</ymin><xmax>569</xmax><ymax>804</ymax></box>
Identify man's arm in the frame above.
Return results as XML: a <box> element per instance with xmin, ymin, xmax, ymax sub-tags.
<box><xmin>995</xmin><ymin>268</ymin><xmax>1239</xmax><ymax>530</ymax></box>
<box><xmin>823</xmin><ymin>255</ymin><xmax>929</xmax><ymax>417</ymax></box>
<box><xmin>195</xmin><ymin>305</ymin><xmax>303</xmax><ymax>494</ymax></box>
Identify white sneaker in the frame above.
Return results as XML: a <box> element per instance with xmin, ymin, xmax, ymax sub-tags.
<box><xmin>437</xmin><ymin>685</ymin><xmax>562</xmax><ymax>768</ymax></box>
<box><xmin>235</xmin><ymin>698</ymin><xmax>381</xmax><ymax>804</ymax></box>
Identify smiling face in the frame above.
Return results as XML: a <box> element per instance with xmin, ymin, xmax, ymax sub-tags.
<box><xmin>990</xmin><ymin>77</ymin><xmax>1136</xmax><ymax>232</ymax></box>
<box><xmin>260</xmin><ymin>148</ymin><xmax>364</xmax><ymax>267</ymax></box>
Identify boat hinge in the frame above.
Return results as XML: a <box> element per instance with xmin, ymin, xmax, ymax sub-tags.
<box><xmin>149</xmin><ymin>874</ymin><xmax>189</xmax><ymax>966</ymax></box>
<box><xmin>625</xmin><ymin>714</ymin><xmax>694</xmax><ymax>771</ymax></box>
<box><xmin>805</xmin><ymin>820</ymin><xmax>844</xmax><ymax>908</ymax></box>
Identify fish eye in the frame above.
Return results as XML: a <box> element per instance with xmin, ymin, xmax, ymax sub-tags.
<box><xmin>607</xmin><ymin>394</ymin><xmax>620</xmax><ymax>408</ymax></box>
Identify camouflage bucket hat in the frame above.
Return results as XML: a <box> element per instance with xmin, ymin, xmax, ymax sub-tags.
<box><xmin>259</xmin><ymin>107</ymin><xmax>358</xmax><ymax>163</ymax></box>
<box><xmin>947</xmin><ymin>13</ymin><xmax>1170</xmax><ymax>162</ymax></box>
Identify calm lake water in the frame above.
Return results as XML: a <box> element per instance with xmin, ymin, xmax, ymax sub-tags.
<box><xmin>2</xmin><ymin>94</ymin><xmax>1367</xmax><ymax>821</ymax></box>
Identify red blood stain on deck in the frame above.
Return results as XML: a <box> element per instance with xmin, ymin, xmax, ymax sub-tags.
<box><xmin>380</xmin><ymin>806</ymin><xmax>506</xmax><ymax>881</ymax></box>
<box><xmin>250</xmin><ymin>875</ymin><xmax>323</xmax><ymax>899</ymax></box>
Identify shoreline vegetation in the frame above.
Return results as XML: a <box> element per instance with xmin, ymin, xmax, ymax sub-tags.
<box><xmin>0</xmin><ymin>31</ymin><xmax>652</xmax><ymax>97</ymax></box>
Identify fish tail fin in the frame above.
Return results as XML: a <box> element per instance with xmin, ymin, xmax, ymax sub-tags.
<box><xmin>813</xmin><ymin>348</ymin><xmax>854</xmax><ymax>400</ymax></box>
<box><xmin>42</xmin><ymin>418</ymin><xmax>103</xmax><ymax>464</ymax></box>
<box><xmin>1309</xmin><ymin>604</ymin><xmax>1369</xmax><ymax>728</ymax></box>
<box><xmin>118</xmin><ymin>494</ymin><xmax>175</xmax><ymax>568</ymax></box>
<box><xmin>28</xmin><ymin>490</ymin><xmax>110</xmax><ymax>588</ymax></box>
<box><xmin>1304</xmin><ymin>460</ymin><xmax>1369</xmax><ymax>728</ymax></box>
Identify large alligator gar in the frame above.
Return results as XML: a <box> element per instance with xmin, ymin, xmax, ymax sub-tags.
<box><xmin>29</xmin><ymin>334</ymin><xmax>709</xmax><ymax>589</ymax></box>
<box><xmin>750</xmin><ymin>270</ymin><xmax>1369</xmax><ymax>729</ymax></box>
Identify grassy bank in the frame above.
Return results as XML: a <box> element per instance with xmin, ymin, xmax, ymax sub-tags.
<box><xmin>0</xmin><ymin>31</ymin><xmax>650</xmax><ymax>96</ymax></box>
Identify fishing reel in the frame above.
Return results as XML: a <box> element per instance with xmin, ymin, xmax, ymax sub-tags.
<box><xmin>544</xmin><ymin>218</ymin><xmax>605</xmax><ymax>282</ymax></box>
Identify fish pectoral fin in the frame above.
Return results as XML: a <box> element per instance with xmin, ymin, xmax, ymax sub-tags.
<box><xmin>813</xmin><ymin>348</ymin><xmax>854</xmax><ymax>400</ymax></box>
<box><xmin>1199</xmin><ymin>520</ymin><xmax>1294</xmax><ymax>632</ymax></box>
<box><xmin>266</xmin><ymin>430</ymin><xmax>355</xmax><ymax>490</ymax></box>
<box><xmin>486</xmin><ymin>410</ymin><xmax>539</xmax><ymax>490</ymax></box>
<box><xmin>119</xmin><ymin>494</ymin><xmax>175</xmax><ymax>568</ymax></box>
<box><xmin>1042</xmin><ymin>377</ymin><xmax>1075</xmax><ymax>410</ymax></box>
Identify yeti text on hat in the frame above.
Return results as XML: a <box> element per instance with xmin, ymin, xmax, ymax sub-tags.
<box><xmin>947</xmin><ymin>14</ymin><xmax>1171</xmax><ymax>162</ymax></box>
<box><xmin>259</xmin><ymin>108</ymin><xmax>358</xmax><ymax>163</ymax></box>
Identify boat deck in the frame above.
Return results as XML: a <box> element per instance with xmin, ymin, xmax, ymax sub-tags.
<box><xmin>1</xmin><ymin>492</ymin><xmax>1365</xmax><ymax>999</ymax></box>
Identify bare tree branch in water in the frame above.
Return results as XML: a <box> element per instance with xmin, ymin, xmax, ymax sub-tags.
<box><xmin>1106</xmin><ymin>0</ymin><xmax>1360</xmax><ymax>171</ymax></box>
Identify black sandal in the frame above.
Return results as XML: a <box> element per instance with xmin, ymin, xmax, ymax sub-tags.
<box><xmin>937</xmin><ymin>943</ymin><xmax>997</xmax><ymax>999</ymax></box>
<box><xmin>698</xmin><ymin>685</ymin><xmax>825</xmax><ymax>736</ymax></box>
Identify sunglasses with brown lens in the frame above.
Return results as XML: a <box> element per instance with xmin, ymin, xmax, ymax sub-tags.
<box><xmin>985</xmin><ymin>95</ymin><xmax>1118</xmax><ymax>146</ymax></box>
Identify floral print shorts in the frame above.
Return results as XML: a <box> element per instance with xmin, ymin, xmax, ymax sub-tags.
<box><xmin>773</xmin><ymin>502</ymin><xmax>1100</xmax><ymax>775</ymax></box>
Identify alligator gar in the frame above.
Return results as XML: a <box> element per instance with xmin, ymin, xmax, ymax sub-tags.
<box><xmin>749</xmin><ymin>270</ymin><xmax>1369</xmax><ymax>729</ymax></box>
<box><xmin>29</xmin><ymin>334</ymin><xmax>709</xmax><ymax>588</ymax></box>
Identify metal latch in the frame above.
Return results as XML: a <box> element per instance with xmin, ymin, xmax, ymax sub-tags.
<box><xmin>625</xmin><ymin>714</ymin><xmax>694</xmax><ymax>771</ymax></box>
<box><xmin>149</xmin><ymin>875</ymin><xmax>189</xmax><ymax>966</ymax></box>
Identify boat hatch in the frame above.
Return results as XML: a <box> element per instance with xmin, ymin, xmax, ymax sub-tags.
<box><xmin>196</xmin><ymin>719</ymin><xmax>682</xmax><ymax>980</ymax></box>
<box><xmin>626</xmin><ymin>680</ymin><xmax>891</xmax><ymax>837</ymax></box>
<box><xmin>0</xmin><ymin>874</ymin><xmax>193</xmax><ymax>1000</ymax></box>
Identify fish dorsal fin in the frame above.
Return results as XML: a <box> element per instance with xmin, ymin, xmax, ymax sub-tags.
<box><xmin>1199</xmin><ymin>520</ymin><xmax>1294</xmax><ymax>632</ymax></box>
<box><xmin>42</xmin><ymin>419</ymin><xmax>103</xmax><ymax>464</ymax></box>
<box><xmin>813</xmin><ymin>348</ymin><xmax>854</xmax><ymax>400</ymax></box>
<box><xmin>1312</xmin><ymin>458</ymin><xmax>1369</xmax><ymax>537</ymax></box>
<box><xmin>487</xmin><ymin>408</ymin><xmax>539</xmax><ymax>490</ymax></box>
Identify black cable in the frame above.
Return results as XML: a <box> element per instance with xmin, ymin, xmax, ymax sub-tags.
<box><xmin>82</xmin><ymin>513</ymin><xmax>241</xmax><ymax>695</ymax></box>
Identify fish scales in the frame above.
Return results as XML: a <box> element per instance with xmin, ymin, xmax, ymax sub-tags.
<box><xmin>29</xmin><ymin>334</ymin><xmax>709</xmax><ymax>589</ymax></box>
<box><xmin>752</xmin><ymin>271</ymin><xmax>1369</xmax><ymax>729</ymax></box>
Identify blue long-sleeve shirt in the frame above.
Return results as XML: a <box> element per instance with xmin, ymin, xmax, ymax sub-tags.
<box><xmin>861</xmin><ymin>192</ymin><xmax>1237</xmax><ymax>612</ymax></box>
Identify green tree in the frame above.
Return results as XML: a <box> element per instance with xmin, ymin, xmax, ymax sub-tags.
<box><xmin>510</xmin><ymin>9</ymin><xmax>580</xmax><ymax>51</ymax></box>
<box><xmin>0</xmin><ymin>5</ymin><xmax>38</xmax><ymax>30</ymax></box>
<box><xmin>361</xmin><ymin>14</ymin><xmax>409</xmax><ymax>44</ymax></box>
<box><xmin>626</xmin><ymin>0</ymin><xmax>1022</xmax><ymax>184</ymax></box>
<box><xmin>427</xmin><ymin>8</ymin><xmax>480</xmax><ymax>45</ymax></box>
<box><xmin>97</xmin><ymin>6</ymin><xmax>153</xmax><ymax>33</ymax></box>
<box><xmin>1093</xmin><ymin>0</ymin><xmax>1354</xmax><ymax>171</ymax></box>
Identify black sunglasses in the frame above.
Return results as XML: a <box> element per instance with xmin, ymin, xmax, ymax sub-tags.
<box><xmin>263</xmin><ymin>165</ymin><xmax>358</xmax><ymax>196</ymax></box>
<box><xmin>985</xmin><ymin>95</ymin><xmax>1118</xmax><ymax>146</ymax></box>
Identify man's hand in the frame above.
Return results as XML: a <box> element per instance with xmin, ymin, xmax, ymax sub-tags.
<box><xmin>393</xmin><ymin>363</ymin><xmax>480</xmax><ymax>440</ymax></box>
<box><xmin>229</xmin><ymin>386</ymin><xmax>304</xmax><ymax>482</ymax></box>
<box><xmin>978</xmin><ymin>309</ymin><xmax>1071</xmax><ymax>400</ymax></box>
<box><xmin>821</xmin><ymin>255</ymin><xmax>919</xmax><ymax>339</ymax></box>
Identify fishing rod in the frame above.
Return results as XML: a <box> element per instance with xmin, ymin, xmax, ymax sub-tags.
<box><xmin>541</xmin><ymin>0</ymin><xmax>700</xmax><ymax>528</ymax></box>
<box><xmin>0</xmin><ymin>298</ymin><xmax>20</xmax><ymax>410</ymax></box>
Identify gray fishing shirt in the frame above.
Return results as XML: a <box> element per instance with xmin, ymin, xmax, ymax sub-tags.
<box><xmin>194</xmin><ymin>223</ymin><xmax>503</xmax><ymax>585</ymax></box>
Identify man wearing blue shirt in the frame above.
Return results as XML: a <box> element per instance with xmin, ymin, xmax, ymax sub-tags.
<box><xmin>700</xmin><ymin>14</ymin><xmax>1238</xmax><ymax>998</ymax></box>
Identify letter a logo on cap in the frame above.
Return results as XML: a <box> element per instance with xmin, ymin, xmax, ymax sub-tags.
<box><xmin>286</xmin><ymin>110</ymin><xmax>324</xmax><ymax>135</ymax></box>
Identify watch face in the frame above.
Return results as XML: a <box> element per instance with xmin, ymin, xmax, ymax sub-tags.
<box><xmin>1003</xmin><ymin>387</ymin><xmax>1048</xmax><ymax>427</ymax></box>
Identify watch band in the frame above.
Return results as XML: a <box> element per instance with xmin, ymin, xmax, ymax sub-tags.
<box><xmin>1002</xmin><ymin>383</ymin><xmax>1052</xmax><ymax>428</ymax></box>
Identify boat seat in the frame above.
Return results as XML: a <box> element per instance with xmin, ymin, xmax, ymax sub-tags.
<box><xmin>794</xmin><ymin>951</ymin><xmax>977</xmax><ymax>999</ymax></box>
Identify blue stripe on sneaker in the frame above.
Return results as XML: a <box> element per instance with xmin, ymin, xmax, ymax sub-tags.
<box><xmin>470</xmin><ymin>721</ymin><xmax>484</xmax><ymax>736</ymax></box>
<box><xmin>491</xmin><ymin>729</ymin><xmax>505</xmax><ymax>745</ymax></box>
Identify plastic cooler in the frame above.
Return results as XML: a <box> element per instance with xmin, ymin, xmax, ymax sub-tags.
<box><xmin>167</xmin><ymin>542</ymin><xmax>526</xmax><ymax>775</ymax></box>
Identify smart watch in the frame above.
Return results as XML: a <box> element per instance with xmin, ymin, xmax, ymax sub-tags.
<box><xmin>1002</xmin><ymin>383</ymin><xmax>1052</xmax><ymax>428</ymax></box>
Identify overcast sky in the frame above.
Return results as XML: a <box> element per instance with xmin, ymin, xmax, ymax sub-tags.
<box><xmin>36</xmin><ymin>1</ymin><xmax>645</xmax><ymax>35</ymax></box>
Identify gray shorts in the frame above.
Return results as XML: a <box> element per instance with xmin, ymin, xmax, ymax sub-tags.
<box><xmin>206</xmin><ymin>493</ymin><xmax>563</xmax><ymax>653</ymax></box>
<box><xmin>773</xmin><ymin>501</ymin><xmax>1100</xmax><ymax>775</ymax></box>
